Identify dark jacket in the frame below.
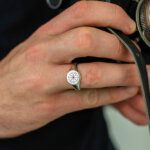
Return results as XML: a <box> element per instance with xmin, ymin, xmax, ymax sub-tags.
<box><xmin>1</xmin><ymin>0</ymin><xmax>149</xmax><ymax>150</ymax></box>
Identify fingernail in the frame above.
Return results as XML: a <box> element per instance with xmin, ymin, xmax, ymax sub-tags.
<box><xmin>128</xmin><ymin>20</ymin><xmax>137</xmax><ymax>33</ymax></box>
<box><xmin>126</xmin><ymin>87</ymin><xmax>138</xmax><ymax>94</ymax></box>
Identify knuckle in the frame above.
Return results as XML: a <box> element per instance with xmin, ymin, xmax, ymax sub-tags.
<box><xmin>111</xmin><ymin>4</ymin><xmax>124</xmax><ymax>18</ymax></box>
<box><xmin>83</xmin><ymin>90</ymin><xmax>100</xmax><ymax>107</ymax></box>
<box><xmin>113</xmin><ymin>35</ymin><xmax>125</xmax><ymax>58</ymax></box>
<box><xmin>25</xmin><ymin>74</ymin><xmax>45</xmax><ymax>92</ymax></box>
<box><xmin>114</xmin><ymin>66</ymin><xmax>127</xmax><ymax>84</ymax></box>
<box><xmin>108</xmin><ymin>88</ymin><xmax>119</xmax><ymax>101</ymax></box>
<box><xmin>25</xmin><ymin>44</ymin><xmax>46</xmax><ymax>63</ymax></box>
<box><xmin>110</xmin><ymin>4</ymin><xmax>133</xmax><ymax>32</ymax></box>
<box><xmin>125</xmin><ymin>65</ymin><xmax>138</xmax><ymax>85</ymax></box>
<box><xmin>72</xmin><ymin>1</ymin><xmax>89</xmax><ymax>19</ymax></box>
<box><xmin>75</xmin><ymin>27</ymin><xmax>95</xmax><ymax>51</ymax></box>
<box><xmin>84</xmin><ymin>63</ymin><xmax>102</xmax><ymax>87</ymax></box>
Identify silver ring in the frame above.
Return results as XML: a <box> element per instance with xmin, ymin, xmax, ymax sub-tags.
<box><xmin>67</xmin><ymin>64</ymin><xmax>81</xmax><ymax>90</ymax></box>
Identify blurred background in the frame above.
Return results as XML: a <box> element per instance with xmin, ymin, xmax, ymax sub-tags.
<box><xmin>104</xmin><ymin>107</ymin><xmax>150</xmax><ymax>150</ymax></box>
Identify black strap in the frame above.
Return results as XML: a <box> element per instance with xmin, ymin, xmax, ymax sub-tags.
<box><xmin>107</xmin><ymin>28</ymin><xmax>150</xmax><ymax>133</ymax></box>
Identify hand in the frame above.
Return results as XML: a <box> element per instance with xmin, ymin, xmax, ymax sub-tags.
<box><xmin>0</xmin><ymin>1</ymin><xmax>139</xmax><ymax>138</ymax></box>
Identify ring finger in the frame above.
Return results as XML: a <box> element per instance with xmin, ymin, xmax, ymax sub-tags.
<box><xmin>56</xmin><ymin>62</ymin><xmax>141</xmax><ymax>90</ymax></box>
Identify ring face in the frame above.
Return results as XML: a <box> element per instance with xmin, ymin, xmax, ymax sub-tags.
<box><xmin>67</xmin><ymin>70</ymin><xmax>80</xmax><ymax>86</ymax></box>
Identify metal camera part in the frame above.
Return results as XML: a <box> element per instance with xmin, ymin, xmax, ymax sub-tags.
<box><xmin>46</xmin><ymin>0</ymin><xmax>62</xmax><ymax>10</ymax></box>
<box><xmin>136</xmin><ymin>0</ymin><xmax>150</xmax><ymax>47</ymax></box>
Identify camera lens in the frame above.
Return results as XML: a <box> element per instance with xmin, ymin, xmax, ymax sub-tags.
<box><xmin>136</xmin><ymin>0</ymin><xmax>150</xmax><ymax>47</ymax></box>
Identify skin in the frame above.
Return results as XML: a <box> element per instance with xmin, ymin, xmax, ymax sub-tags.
<box><xmin>0</xmin><ymin>1</ymin><xmax>148</xmax><ymax>138</ymax></box>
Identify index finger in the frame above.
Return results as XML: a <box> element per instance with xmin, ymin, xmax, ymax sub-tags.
<box><xmin>38</xmin><ymin>1</ymin><xmax>136</xmax><ymax>35</ymax></box>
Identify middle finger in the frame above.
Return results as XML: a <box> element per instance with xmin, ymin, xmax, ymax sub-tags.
<box><xmin>47</xmin><ymin>27</ymin><xmax>134</xmax><ymax>63</ymax></box>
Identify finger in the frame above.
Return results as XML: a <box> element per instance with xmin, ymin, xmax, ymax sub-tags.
<box><xmin>128</xmin><ymin>94</ymin><xmax>146</xmax><ymax>115</ymax></box>
<box><xmin>38</xmin><ymin>1</ymin><xmax>136</xmax><ymax>35</ymax></box>
<box><xmin>78</xmin><ymin>63</ymin><xmax>150</xmax><ymax>89</ymax></box>
<box><xmin>52</xmin><ymin>86</ymin><xmax>138</xmax><ymax>115</ymax></box>
<box><xmin>45</xmin><ymin>27</ymin><xmax>134</xmax><ymax>63</ymax></box>
<box><xmin>58</xmin><ymin>63</ymin><xmax>144</xmax><ymax>90</ymax></box>
<box><xmin>79</xmin><ymin>62</ymin><xmax>137</xmax><ymax>89</ymax></box>
<box><xmin>51</xmin><ymin>63</ymin><xmax>150</xmax><ymax>91</ymax></box>
<box><xmin>114</xmin><ymin>100</ymin><xmax>147</xmax><ymax>125</ymax></box>
<box><xmin>114</xmin><ymin>94</ymin><xmax>146</xmax><ymax>116</ymax></box>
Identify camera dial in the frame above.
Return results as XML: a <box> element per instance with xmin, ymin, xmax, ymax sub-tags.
<box><xmin>136</xmin><ymin>0</ymin><xmax>150</xmax><ymax>47</ymax></box>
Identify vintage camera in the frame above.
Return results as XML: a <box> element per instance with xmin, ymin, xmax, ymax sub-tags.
<box><xmin>133</xmin><ymin>0</ymin><xmax>150</xmax><ymax>47</ymax></box>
